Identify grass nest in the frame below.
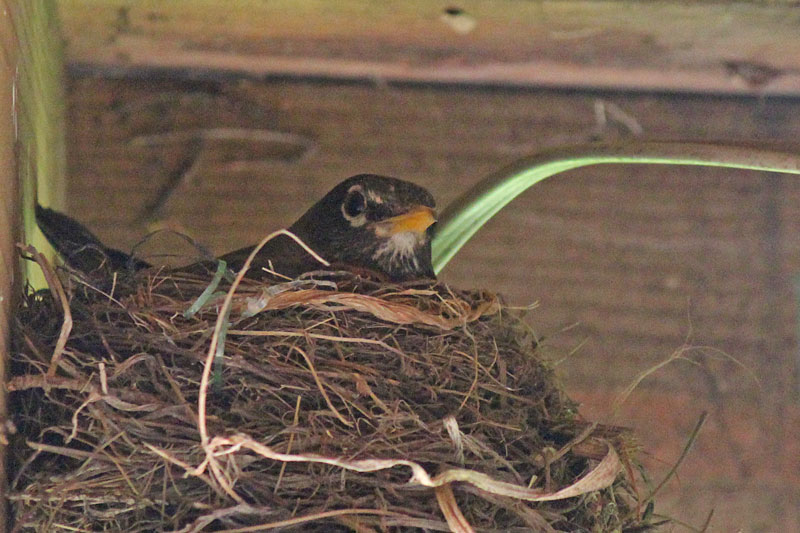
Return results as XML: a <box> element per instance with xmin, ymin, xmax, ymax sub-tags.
<box><xmin>7</xmin><ymin>249</ymin><xmax>661</xmax><ymax>532</ymax></box>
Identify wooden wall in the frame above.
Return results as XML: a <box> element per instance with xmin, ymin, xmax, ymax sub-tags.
<box><xmin>65</xmin><ymin>74</ymin><xmax>800</xmax><ymax>532</ymax></box>
<box><xmin>57</xmin><ymin>0</ymin><xmax>800</xmax><ymax>96</ymax></box>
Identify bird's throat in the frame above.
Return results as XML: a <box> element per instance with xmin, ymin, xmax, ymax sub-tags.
<box><xmin>371</xmin><ymin>231</ymin><xmax>426</xmax><ymax>276</ymax></box>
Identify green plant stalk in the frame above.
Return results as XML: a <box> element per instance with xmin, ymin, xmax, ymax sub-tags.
<box><xmin>432</xmin><ymin>141</ymin><xmax>800</xmax><ymax>273</ymax></box>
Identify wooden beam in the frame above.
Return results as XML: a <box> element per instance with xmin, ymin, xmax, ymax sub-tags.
<box><xmin>14</xmin><ymin>1</ymin><xmax>67</xmax><ymax>286</ymax></box>
<box><xmin>0</xmin><ymin>13</ymin><xmax>20</xmax><ymax>526</ymax></box>
<box><xmin>0</xmin><ymin>0</ymin><xmax>65</xmax><ymax>524</ymax></box>
<box><xmin>58</xmin><ymin>0</ymin><xmax>800</xmax><ymax>95</ymax></box>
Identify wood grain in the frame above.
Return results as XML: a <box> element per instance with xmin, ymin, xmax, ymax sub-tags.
<box><xmin>58</xmin><ymin>0</ymin><xmax>800</xmax><ymax>95</ymax></box>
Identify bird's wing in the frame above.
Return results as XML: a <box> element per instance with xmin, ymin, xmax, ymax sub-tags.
<box><xmin>213</xmin><ymin>234</ymin><xmax>330</xmax><ymax>279</ymax></box>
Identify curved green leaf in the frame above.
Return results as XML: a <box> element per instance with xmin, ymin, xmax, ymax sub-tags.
<box><xmin>432</xmin><ymin>141</ymin><xmax>800</xmax><ymax>273</ymax></box>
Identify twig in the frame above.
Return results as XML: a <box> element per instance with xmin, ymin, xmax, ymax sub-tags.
<box><xmin>647</xmin><ymin>412</ymin><xmax>708</xmax><ymax>500</ymax></box>
<box><xmin>198</xmin><ymin>230</ymin><xmax>330</xmax><ymax>444</ymax></box>
<box><xmin>274</xmin><ymin>395</ymin><xmax>302</xmax><ymax>493</ymax></box>
<box><xmin>215</xmin><ymin>508</ymin><xmax>408</xmax><ymax>533</ymax></box>
<box><xmin>19</xmin><ymin>244</ymin><xmax>73</xmax><ymax>381</ymax></box>
<box><xmin>289</xmin><ymin>345</ymin><xmax>352</xmax><ymax>427</ymax></box>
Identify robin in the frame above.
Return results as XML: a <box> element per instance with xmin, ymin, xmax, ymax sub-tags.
<box><xmin>36</xmin><ymin>174</ymin><xmax>437</xmax><ymax>282</ymax></box>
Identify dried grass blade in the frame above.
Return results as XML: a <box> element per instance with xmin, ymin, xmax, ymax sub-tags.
<box><xmin>20</xmin><ymin>245</ymin><xmax>73</xmax><ymax>380</ymax></box>
<box><xmin>183</xmin><ymin>259</ymin><xmax>227</xmax><ymax>318</ymax></box>
<box><xmin>434</xmin><ymin>484</ymin><xmax>475</xmax><ymax>533</ymax></box>
<box><xmin>213</xmin><ymin>508</ymin><xmax>407</xmax><ymax>533</ymax></box>
<box><xmin>206</xmin><ymin>434</ymin><xmax>620</xmax><ymax>503</ymax></box>
<box><xmin>250</xmin><ymin>289</ymin><xmax>497</xmax><ymax>329</ymax></box>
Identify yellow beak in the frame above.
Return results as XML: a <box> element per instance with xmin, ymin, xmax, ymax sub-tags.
<box><xmin>383</xmin><ymin>205</ymin><xmax>437</xmax><ymax>235</ymax></box>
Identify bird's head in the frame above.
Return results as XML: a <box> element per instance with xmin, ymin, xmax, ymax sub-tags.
<box><xmin>290</xmin><ymin>174</ymin><xmax>437</xmax><ymax>281</ymax></box>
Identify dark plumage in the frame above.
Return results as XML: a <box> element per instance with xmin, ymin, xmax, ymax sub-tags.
<box><xmin>35</xmin><ymin>205</ymin><xmax>150</xmax><ymax>273</ymax></box>
<box><xmin>36</xmin><ymin>174</ymin><xmax>437</xmax><ymax>282</ymax></box>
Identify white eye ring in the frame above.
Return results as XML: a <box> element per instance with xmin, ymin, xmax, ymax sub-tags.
<box><xmin>342</xmin><ymin>185</ymin><xmax>367</xmax><ymax>226</ymax></box>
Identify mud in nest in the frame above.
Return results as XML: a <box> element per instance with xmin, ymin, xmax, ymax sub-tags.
<box><xmin>8</xmin><ymin>255</ymin><xmax>661</xmax><ymax>532</ymax></box>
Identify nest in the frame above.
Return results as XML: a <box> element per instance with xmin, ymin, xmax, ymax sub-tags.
<box><xmin>8</xmin><ymin>250</ymin><xmax>660</xmax><ymax>532</ymax></box>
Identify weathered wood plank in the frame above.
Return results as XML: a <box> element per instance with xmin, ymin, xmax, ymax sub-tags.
<box><xmin>58</xmin><ymin>0</ymin><xmax>800</xmax><ymax>94</ymax></box>
<box><xmin>0</xmin><ymin>18</ymin><xmax>20</xmax><ymax>527</ymax></box>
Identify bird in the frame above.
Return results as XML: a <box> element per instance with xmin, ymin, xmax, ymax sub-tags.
<box><xmin>36</xmin><ymin>174</ymin><xmax>437</xmax><ymax>282</ymax></box>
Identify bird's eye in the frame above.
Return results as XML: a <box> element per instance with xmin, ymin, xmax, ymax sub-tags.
<box><xmin>343</xmin><ymin>189</ymin><xmax>367</xmax><ymax>218</ymax></box>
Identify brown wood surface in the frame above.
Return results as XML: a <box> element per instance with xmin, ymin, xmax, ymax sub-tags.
<box><xmin>3</xmin><ymin>3</ymin><xmax>66</xmax><ymax>529</ymax></box>
<box><xmin>65</xmin><ymin>75</ymin><xmax>800</xmax><ymax>531</ymax></box>
<box><xmin>0</xmin><ymin>12</ymin><xmax>19</xmax><ymax>529</ymax></box>
<box><xmin>58</xmin><ymin>0</ymin><xmax>800</xmax><ymax>95</ymax></box>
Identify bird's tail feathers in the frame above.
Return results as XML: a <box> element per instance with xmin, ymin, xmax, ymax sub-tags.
<box><xmin>35</xmin><ymin>205</ymin><xmax>148</xmax><ymax>273</ymax></box>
